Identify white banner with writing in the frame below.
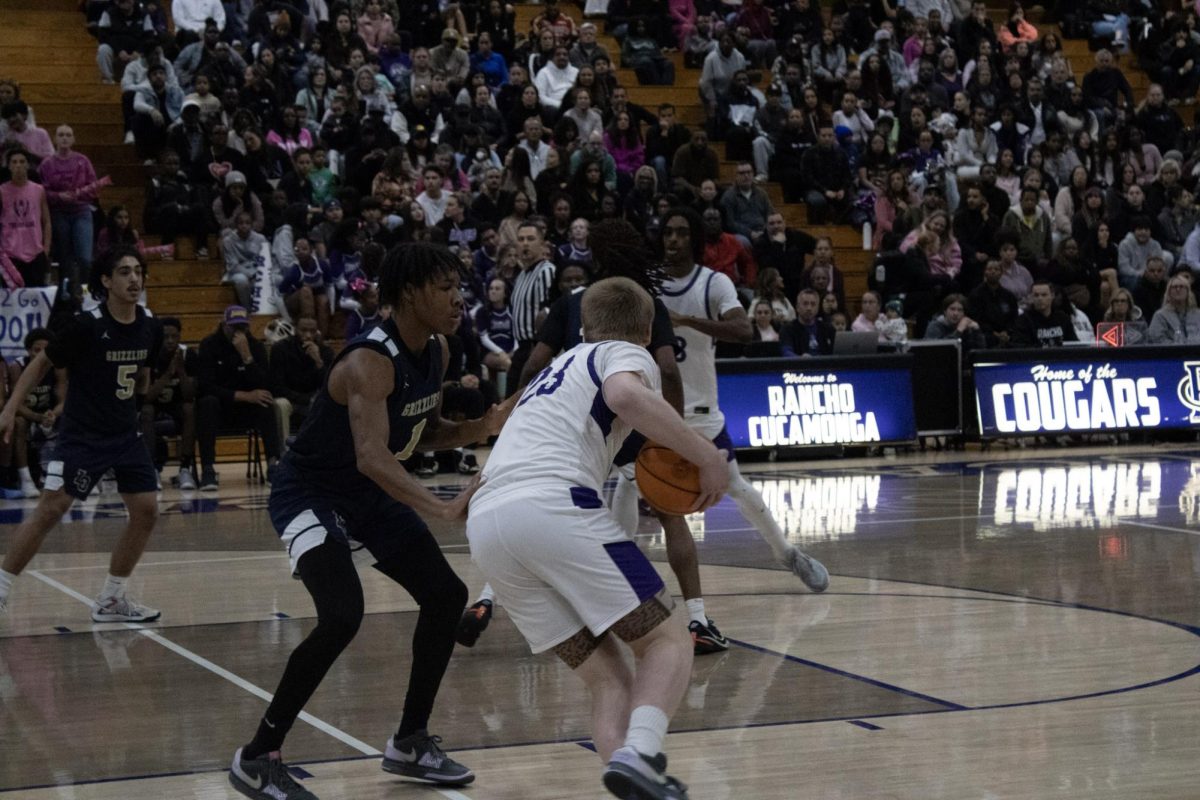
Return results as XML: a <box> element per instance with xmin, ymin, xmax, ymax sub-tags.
<box><xmin>0</xmin><ymin>287</ymin><xmax>57</xmax><ymax>360</ymax></box>
<box><xmin>251</xmin><ymin>240</ymin><xmax>281</xmax><ymax>316</ymax></box>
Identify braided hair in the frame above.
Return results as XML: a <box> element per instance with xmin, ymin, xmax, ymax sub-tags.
<box><xmin>377</xmin><ymin>241</ymin><xmax>462</xmax><ymax>308</ymax></box>
<box><xmin>586</xmin><ymin>218</ymin><xmax>665</xmax><ymax>298</ymax></box>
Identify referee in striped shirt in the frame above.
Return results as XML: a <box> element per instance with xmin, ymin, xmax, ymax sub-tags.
<box><xmin>507</xmin><ymin>222</ymin><xmax>557</xmax><ymax>395</ymax></box>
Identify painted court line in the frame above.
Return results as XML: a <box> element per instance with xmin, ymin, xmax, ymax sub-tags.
<box><xmin>35</xmin><ymin>553</ymin><xmax>288</xmax><ymax>571</ymax></box>
<box><xmin>26</xmin><ymin>570</ymin><xmax>477</xmax><ymax>800</ymax></box>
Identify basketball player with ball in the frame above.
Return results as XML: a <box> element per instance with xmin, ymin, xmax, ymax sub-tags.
<box><xmin>610</xmin><ymin>207</ymin><xmax>829</xmax><ymax>630</ymax></box>
<box><xmin>468</xmin><ymin>276</ymin><xmax>725</xmax><ymax>799</ymax></box>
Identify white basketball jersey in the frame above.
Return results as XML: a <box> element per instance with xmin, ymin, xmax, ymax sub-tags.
<box><xmin>474</xmin><ymin>341</ymin><xmax>660</xmax><ymax>508</ymax></box>
<box><xmin>659</xmin><ymin>265</ymin><xmax>741</xmax><ymax>436</ymax></box>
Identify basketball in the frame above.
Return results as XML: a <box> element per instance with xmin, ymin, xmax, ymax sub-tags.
<box><xmin>634</xmin><ymin>442</ymin><xmax>703</xmax><ymax>515</ymax></box>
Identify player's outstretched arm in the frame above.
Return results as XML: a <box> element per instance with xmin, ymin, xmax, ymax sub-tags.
<box><xmin>0</xmin><ymin>351</ymin><xmax>52</xmax><ymax>444</ymax></box>
<box><xmin>603</xmin><ymin>371</ymin><xmax>729</xmax><ymax>511</ymax></box>
<box><xmin>337</xmin><ymin>348</ymin><xmax>481</xmax><ymax>520</ymax></box>
<box><xmin>419</xmin><ymin>334</ymin><xmax>516</xmax><ymax>450</ymax></box>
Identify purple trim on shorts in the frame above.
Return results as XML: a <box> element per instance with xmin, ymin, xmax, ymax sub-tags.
<box><xmin>603</xmin><ymin>540</ymin><xmax>665</xmax><ymax>602</ymax></box>
<box><xmin>712</xmin><ymin>426</ymin><xmax>737</xmax><ymax>461</ymax></box>
<box><xmin>570</xmin><ymin>486</ymin><xmax>604</xmax><ymax>509</ymax></box>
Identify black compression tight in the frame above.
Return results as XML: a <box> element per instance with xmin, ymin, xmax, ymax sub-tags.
<box><xmin>244</xmin><ymin>537</ymin><xmax>467</xmax><ymax>758</ymax></box>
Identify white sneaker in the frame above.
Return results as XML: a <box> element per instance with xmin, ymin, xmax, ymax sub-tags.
<box><xmin>177</xmin><ymin>466</ymin><xmax>197</xmax><ymax>491</ymax></box>
<box><xmin>783</xmin><ymin>546</ymin><xmax>830</xmax><ymax>593</ymax></box>
<box><xmin>754</xmin><ymin>173</ymin><xmax>768</xmax><ymax>183</ymax></box>
<box><xmin>124</xmin><ymin>131</ymin><xmax>135</xmax><ymax>144</ymax></box>
<box><xmin>20</xmin><ymin>479</ymin><xmax>39</xmax><ymax>499</ymax></box>
<box><xmin>92</xmin><ymin>595</ymin><xmax>161</xmax><ymax>623</ymax></box>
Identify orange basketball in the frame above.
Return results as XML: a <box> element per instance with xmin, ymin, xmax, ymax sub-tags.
<box><xmin>634</xmin><ymin>442</ymin><xmax>703</xmax><ymax>516</ymax></box>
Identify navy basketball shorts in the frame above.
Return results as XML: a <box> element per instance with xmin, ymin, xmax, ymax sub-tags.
<box><xmin>45</xmin><ymin>435</ymin><xmax>158</xmax><ymax>500</ymax></box>
<box><xmin>268</xmin><ymin>460</ymin><xmax>432</xmax><ymax>576</ymax></box>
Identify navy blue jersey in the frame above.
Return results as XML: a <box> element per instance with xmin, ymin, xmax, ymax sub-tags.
<box><xmin>537</xmin><ymin>289</ymin><xmax>675</xmax><ymax>354</ymax></box>
<box><xmin>284</xmin><ymin>319</ymin><xmax>443</xmax><ymax>497</ymax></box>
<box><xmin>15</xmin><ymin>354</ymin><xmax>57</xmax><ymax>414</ymax></box>
<box><xmin>46</xmin><ymin>305</ymin><xmax>162</xmax><ymax>444</ymax></box>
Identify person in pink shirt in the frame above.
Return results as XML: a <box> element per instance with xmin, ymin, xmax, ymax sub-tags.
<box><xmin>903</xmin><ymin>17</ymin><xmax>929</xmax><ymax>66</ymax></box>
<box><xmin>0</xmin><ymin>149</ymin><xmax>52</xmax><ymax>286</ymax></box>
<box><xmin>1</xmin><ymin>102</ymin><xmax>53</xmax><ymax>164</ymax></box>
<box><xmin>356</xmin><ymin>0</ymin><xmax>395</xmax><ymax>55</ymax></box>
<box><xmin>38</xmin><ymin>125</ymin><xmax>99</xmax><ymax>291</ymax></box>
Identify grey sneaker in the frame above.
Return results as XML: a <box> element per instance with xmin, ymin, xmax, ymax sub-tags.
<box><xmin>199</xmin><ymin>468</ymin><xmax>219</xmax><ymax>492</ymax></box>
<box><xmin>381</xmin><ymin>731</ymin><xmax>474</xmax><ymax>785</ymax></box>
<box><xmin>229</xmin><ymin>747</ymin><xmax>318</xmax><ymax>800</ymax></box>
<box><xmin>784</xmin><ymin>546</ymin><xmax>829</xmax><ymax>593</ymax></box>
<box><xmin>92</xmin><ymin>595</ymin><xmax>161</xmax><ymax>623</ymax></box>
<box><xmin>177</xmin><ymin>466</ymin><xmax>197</xmax><ymax>491</ymax></box>
<box><xmin>602</xmin><ymin>747</ymin><xmax>689</xmax><ymax>799</ymax></box>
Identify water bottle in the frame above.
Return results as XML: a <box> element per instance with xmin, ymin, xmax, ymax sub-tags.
<box><xmin>862</xmin><ymin>222</ymin><xmax>872</xmax><ymax>250</ymax></box>
<box><xmin>875</xmin><ymin>261</ymin><xmax>886</xmax><ymax>285</ymax></box>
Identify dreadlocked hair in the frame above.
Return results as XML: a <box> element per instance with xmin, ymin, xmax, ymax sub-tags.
<box><xmin>587</xmin><ymin>218</ymin><xmax>665</xmax><ymax>297</ymax></box>
<box><xmin>378</xmin><ymin>241</ymin><xmax>463</xmax><ymax>308</ymax></box>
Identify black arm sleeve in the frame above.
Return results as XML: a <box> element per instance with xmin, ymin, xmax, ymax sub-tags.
<box><xmin>535</xmin><ymin>294</ymin><xmax>571</xmax><ymax>351</ymax></box>
<box><xmin>649</xmin><ymin>298</ymin><xmax>676</xmax><ymax>353</ymax></box>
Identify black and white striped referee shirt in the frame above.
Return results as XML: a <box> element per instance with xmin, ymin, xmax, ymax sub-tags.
<box><xmin>510</xmin><ymin>259</ymin><xmax>557</xmax><ymax>342</ymax></box>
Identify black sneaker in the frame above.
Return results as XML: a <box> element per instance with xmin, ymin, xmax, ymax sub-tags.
<box><xmin>457</xmin><ymin>453</ymin><xmax>480</xmax><ymax>475</ymax></box>
<box><xmin>415</xmin><ymin>455</ymin><xmax>437</xmax><ymax>478</ymax></box>
<box><xmin>603</xmin><ymin>746</ymin><xmax>689</xmax><ymax>799</ymax></box>
<box><xmin>381</xmin><ymin>730</ymin><xmax>475</xmax><ymax>785</ymax></box>
<box><xmin>689</xmin><ymin>618</ymin><xmax>730</xmax><ymax>655</ymax></box>
<box><xmin>455</xmin><ymin>599</ymin><xmax>493</xmax><ymax>647</ymax></box>
<box><xmin>199</xmin><ymin>468</ymin><xmax>219</xmax><ymax>492</ymax></box>
<box><xmin>229</xmin><ymin>747</ymin><xmax>318</xmax><ymax>800</ymax></box>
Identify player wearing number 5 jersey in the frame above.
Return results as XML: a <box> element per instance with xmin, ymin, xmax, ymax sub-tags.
<box><xmin>613</xmin><ymin>208</ymin><xmax>830</xmax><ymax>607</ymax></box>
<box><xmin>229</xmin><ymin>243</ymin><xmax>513</xmax><ymax>800</ymax></box>
<box><xmin>0</xmin><ymin>247</ymin><xmax>164</xmax><ymax>623</ymax></box>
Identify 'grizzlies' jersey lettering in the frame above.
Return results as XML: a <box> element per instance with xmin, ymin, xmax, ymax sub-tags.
<box><xmin>106</xmin><ymin>349</ymin><xmax>150</xmax><ymax>362</ymax></box>
<box><xmin>284</xmin><ymin>319</ymin><xmax>443</xmax><ymax>496</ymax></box>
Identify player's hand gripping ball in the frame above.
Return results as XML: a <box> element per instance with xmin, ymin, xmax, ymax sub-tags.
<box><xmin>634</xmin><ymin>442</ymin><xmax>703</xmax><ymax>515</ymax></box>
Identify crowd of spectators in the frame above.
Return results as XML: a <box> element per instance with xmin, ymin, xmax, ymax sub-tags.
<box><xmin>6</xmin><ymin>0</ymin><xmax>1200</xmax><ymax>479</ymax></box>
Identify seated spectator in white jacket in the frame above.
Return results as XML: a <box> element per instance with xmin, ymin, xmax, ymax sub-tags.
<box><xmin>533</xmin><ymin>46</ymin><xmax>578</xmax><ymax>110</ymax></box>
<box><xmin>953</xmin><ymin>105</ymin><xmax>998</xmax><ymax>179</ymax></box>
<box><xmin>1117</xmin><ymin>216</ymin><xmax>1174</xmax><ymax>290</ymax></box>
<box><xmin>221</xmin><ymin>211</ymin><xmax>268</xmax><ymax>308</ymax></box>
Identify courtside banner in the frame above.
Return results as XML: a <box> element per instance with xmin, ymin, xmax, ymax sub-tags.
<box><xmin>0</xmin><ymin>287</ymin><xmax>56</xmax><ymax>360</ymax></box>
<box><xmin>716</xmin><ymin>356</ymin><xmax>917</xmax><ymax>448</ymax></box>
<box><xmin>973</xmin><ymin>347</ymin><xmax>1200</xmax><ymax>436</ymax></box>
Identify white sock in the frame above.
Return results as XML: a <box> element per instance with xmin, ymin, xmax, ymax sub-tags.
<box><xmin>624</xmin><ymin>705</ymin><xmax>670</xmax><ymax>757</ymax></box>
<box><xmin>99</xmin><ymin>574</ymin><xmax>127</xmax><ymax>601</ymax></box>
<box><xmin>0</xmin><ymin>568</ymin><xmax>16</xmax><ymax>601</ymax></box>
<box><xmin>17</xmin><ymin>467</ymin><xmax>32</xmax><ymax>483</ymax></box>
<box><xmin>685</xmin><ymin>597</ymin><xmax>706</xmax><ymax>626</ymax></box>
<box><xmin>477</xmin><ymin>584</ymin><xmax>495</xmax><ymax>604</ymax></box>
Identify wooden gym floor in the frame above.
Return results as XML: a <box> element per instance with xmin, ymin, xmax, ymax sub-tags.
<box><xmin>1</xmin><ymin>444</ymin><xmax>1198</xmax><ymax>799</ymax></box>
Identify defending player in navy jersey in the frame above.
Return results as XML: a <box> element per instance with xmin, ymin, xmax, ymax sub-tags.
<box><xmin>0</xmin><ymin>247</ymin><xmax>163</xmax><ymax>622</ymax></box>
<box><xmin>228</xmin><ymin>242</ymin><xmax>512</xmax><ymax>800</ymax></box>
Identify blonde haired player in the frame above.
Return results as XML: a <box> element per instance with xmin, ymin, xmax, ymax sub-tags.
<box><xmin>467</xmin><ymin>277</ymin><xmax>728</xmax><ymax>800</ymax></box>
<box><xmin>610</xmin><ymin>208</ymin><xmax>829</xmax><ymax>650</ymax></box>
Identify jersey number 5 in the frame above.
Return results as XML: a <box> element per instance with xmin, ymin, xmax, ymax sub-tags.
<box><xmin>116</xmin><ymin>365</ymin><xmax>138</xmax><ymax>400</ymax></box>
